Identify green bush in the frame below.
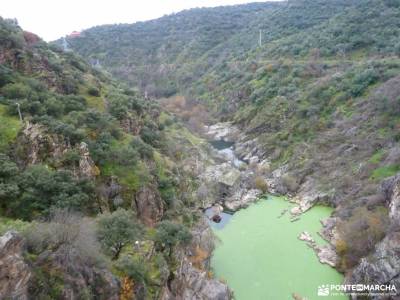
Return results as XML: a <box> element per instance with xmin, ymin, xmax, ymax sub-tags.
<box><xmin>2</xmin><ymin>82</ymin><xmax>31</xmax><ymax>99</ymax></box>
<box><xmin>153</xmin><ymin>221</ymin><xmax>192</xmax><ymax>257</ymax></box>
<box><xmin>11</xmin><ymin>165</ymin><xmax>95</xmax><ymax>220</ymax></box>
<box><xmin>88</xmin><ymin>86</ymin><xmax>100</xmax><ymax>97</ymax></box>
<box><xmin>97</xmin><ymin>209</ymin><xmax>144</xmax><ymax>259</ymax></box>
<box><xmin>115</xmin><ymin>255</ymin><xmax>148</xmax><ymax>284</ymax></box>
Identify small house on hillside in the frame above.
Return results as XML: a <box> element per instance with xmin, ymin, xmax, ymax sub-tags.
<box><xmin>68</xmin><ymin>31</ymin><xmax>81</xmax><ymax>38</ymax></box>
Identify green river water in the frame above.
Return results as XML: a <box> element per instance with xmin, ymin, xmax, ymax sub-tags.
<box><xmin>210</xmin><ymin>196</ymin><xmax>347</xmax><ymax>300</ymax></box>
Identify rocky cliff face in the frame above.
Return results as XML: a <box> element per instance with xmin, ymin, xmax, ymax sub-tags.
<box><xmin>0</xmin><ymin>231</ymin><xmax>31</xmax><ymax>300</ymax></box>
<box><xmin>162</xmin><ymin>256</ymin><xmax>232</xmax><ymax>300</ymax></box>
<box><xmin>0</xmin><ymin>231</ymin><xmax>120</xmax><ymax>300</ymax></box>
<box><xmin>162</xmin><ymin>219</ymin><xmax>232</xmax><ymax>300</ymax></box>
<box><xmin>16</xmin><ymin>122</ymin><xmax>70</xmax><ymax>166</ymax></box>
<box><xmin>346</xmin><ymin>233</ymin><xmax>400</xmax><ymax>299</ymax></box>
<box><xmin>15</xmin><ymin>122</ymin><xmax>99</xmax><ymax>179</ymax></box>
<box><xmin>30</xmin><ymin>248</ymin><xmax>120</xmax><ymax>300</ymax></box>
<box><xmin>134</xmin><ymin>185</ymin><xmax>164</xmax><ymax>227</ymax></box>
<box><xmin>346</xmin><ymin>175</ymin><xmax>400</xmax><ymax>296</ymax></box>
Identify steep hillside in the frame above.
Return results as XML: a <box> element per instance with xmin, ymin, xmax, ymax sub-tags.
<box><xmin>61</xmin><ymin>0</ymin><xmax>357</xmax><ymax>98</ymax></box>
<box><xmin>63</xmin><ymin>0</ymin><xmax>400</xmax><ymax>294</ymax></box>
<box><xmin>0</xmin><ymin>17</ymin><xmax>230</xmax><ymax>299</ymax></box>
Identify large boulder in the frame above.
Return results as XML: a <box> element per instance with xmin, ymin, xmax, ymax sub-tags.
<box><xmin>225</xmin><ymin>189</ymin><xmax>262</xmax><ymax>211</ymax></box>
<box><xmin>204</xmin><ymin>122</ymin><xmax>240</xmax><ymax>142</ymax></box>
<box><xmin>0</xmin><ymin>231</ymin><xmax>31</xmax><ymax>300</ymax></box>
<box><xmin>201</xmin><ymin>163</ymin><xmax>240</xmax><ymax>187</ymax></box>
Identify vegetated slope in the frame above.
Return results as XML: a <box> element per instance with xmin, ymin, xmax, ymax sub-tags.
<box><xmin>65</xmin><ymin>0</ymin><xmax>400</xmax><ymax>292</ymax></box>
<box><xmin>0</xmin><ymin>17</ymin><xmax>227</xmax><ymax>299</ymax></box>
<box><xmin>61</xmin><ymin>0</ymin><xmax>356</xmax><ymax>98</ymax></box>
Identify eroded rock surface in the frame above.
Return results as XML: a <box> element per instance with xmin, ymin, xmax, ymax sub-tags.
<box><xmin>205</xmin><ymin>122</ymin><xmax>240</xmax><ymax>142</ymax></box>
<box><xmin>163</xmin><ymin>219</ymin><xmax>232</xmax><ymax>300</ymax></box>
<box><xmin>346</xmin><ymin>232</ymin><xmax>400</xmax><ymax>298</ymax></box>
<box><xmin>134</xmin><ymin>185</ymin><xmax>164</xmax><ymax>226</ymax></box>
<box><xmin>346</xmin><ymin>175</ymin><xmax>400</xmax><ymax>295</ymax></box>
<box><xmin>0</xmin><ymin>231</ymin><xmax>31</xmax><ymax>300</ymax></box>
<box><xmin>78</xmin><ymin>142</ymin><xmax>100</xmax><ymax>178</ymax></box>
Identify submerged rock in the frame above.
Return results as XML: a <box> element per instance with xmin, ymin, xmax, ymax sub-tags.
<box><xmin>298</xmin><ymin>231</ymin><xmax>338</xmax><ymax>267</ymax></box>
<box><xmin>315</xmin><ymin>245</ymin><xmax>338</xmax><ymax>268</ymax></box>
<box><xmin>225</xmin><ymin>189</ymin><xmax>262</xmax><ymax>211</ymax></box>
<box><xmin>211</xmin><ymin>215</ymin><xmax>222</xmax><ymax>223</ymax></box>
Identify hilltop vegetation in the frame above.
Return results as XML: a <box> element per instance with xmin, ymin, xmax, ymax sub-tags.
<box><xmin>64</xmin><ymin>0</ymin><xmax>400</xmax><ymax>280</ymax></box>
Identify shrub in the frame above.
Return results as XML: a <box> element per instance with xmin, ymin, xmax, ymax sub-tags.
<box><xmin>282</xmin><ymin>174</ymin><xmax>299</xmax><ymax>193</ymax></box>
<box><xmin>337</xmin><ymin>206</ymin><xmax>388</xmax><ymax>268</ymax></box>
<box><xmin>62</xmin><ymin>95</ymin><xmax>87</xmax><ymax>113</ymax></box>
<box><xmin>253</xmin><ymin>176</ymin><xmax>268</xmax><ymax>193</ymax></box>
<box><xmin>24</xmin><ymin>209</ymin><xmax>103</xmax><ymax>266</ymax></box>
<box><xmin>140</xmin><ymin>127</ymin><xmax>161</xmax><ymax>148</ymax></box>
<box><xmin>115</xmin><ymin>255</ymin><xmax>148</xmax><ymax>284</ymax></box>
<box><xmin>109</xmin><ymin>144</ymin><xmax>139</xmax><ymax>166</ymax></box>
<box><xmin>88</xmin><ymin>86</ymin><xmax>100</xmax><ymax>97</ymax></box>
<box><xmin>2</xmin><ymin>82</ymin><xmax>31</xmax><ymax>99</ymax></box>
<box><xmin>61</xmin><ymin>75</ymin><xmax>79</xmax><ymax>94</ymax></box>
<box><xmin>131</xmin><ymin>137</ymin><xmax>154</xmax><ymax>160</ymax></box>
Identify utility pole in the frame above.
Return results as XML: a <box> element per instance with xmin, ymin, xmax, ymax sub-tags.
<box><xmin>16</xmin><ymin>102</ymin><xmax>23</xmax><ymax>123</ymax></box>
<box><xmin>259</xmin><ymin>29</ymin><xmax>262</xmax><ymax>47</ymax></box>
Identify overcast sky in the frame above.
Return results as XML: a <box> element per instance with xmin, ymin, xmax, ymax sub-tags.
<box><xmin>1</xmin><ymin>0</ymin><xmax>275</xmax><ymax>41</ymax></box>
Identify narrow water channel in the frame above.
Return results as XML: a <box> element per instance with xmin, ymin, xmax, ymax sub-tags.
<box><xmin>210</xmin><ymin>196</ymin><xmax>346</xmax><ymax>300</ymax></box>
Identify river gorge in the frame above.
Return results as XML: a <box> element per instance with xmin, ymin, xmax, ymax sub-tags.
<box><xmin>204</xmin><ymin>124</ymin><xmax>346</xmax><ymax>300</ymax></box>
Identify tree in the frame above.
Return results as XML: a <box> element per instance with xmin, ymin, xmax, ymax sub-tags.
<box><xmin>0</xmin><ymin>153</ymin><xmax>19</xmax><ymax>213</ymax></box>
<box><xmin>153</xmin><ymin>221</ymin><xmax>192</xmax><ymax>257</ymax></box>
<box><xmin>96</xmin><ymin>209</ymin><xmax>144</xmax><ymax>259</ymax></box>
